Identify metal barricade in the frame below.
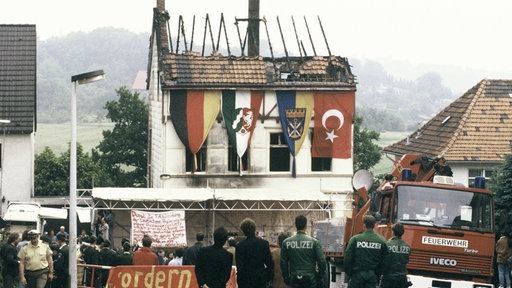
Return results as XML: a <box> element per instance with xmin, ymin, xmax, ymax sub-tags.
<box><xmin>77</xmin><ymin>263</ymin><xmax>112</xmax><ymax>288</ymax></box>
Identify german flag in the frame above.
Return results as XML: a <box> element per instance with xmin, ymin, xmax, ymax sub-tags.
<box><xmin>170</xmin><ymin>90</ymin><xmax>221</xmax><ymax>172</ymax></box>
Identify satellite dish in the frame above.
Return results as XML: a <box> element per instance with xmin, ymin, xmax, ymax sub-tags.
<box><xmin>352</xmin><ymin>170</ymin><xmax>373</xmax><ymax>192</ymax></box>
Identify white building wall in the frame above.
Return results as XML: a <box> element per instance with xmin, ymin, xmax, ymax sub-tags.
<box><xmin>1</xmin><ymin>134</ymin><xmax>34</xmax><ymax>216</ymax></box>
<box><xmin>450</xmin><ymin>165</ymin><xmax>469</xmax><ymax>186</ymax></box>
<box><xmin>449</xmin><ymin>162</ymin><xmax>496</xmax><ymax>188</ymax></box>
<box><xmin>147</xmin><ymin>88</ymin><xmax>354</xmax><ymax>218</ymax></box>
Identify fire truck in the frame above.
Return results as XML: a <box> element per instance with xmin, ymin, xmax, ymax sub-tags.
<box><xmin>314</xmin><ymin>154</ymin><xmax>495</xmax><ymax>288</ymax></box>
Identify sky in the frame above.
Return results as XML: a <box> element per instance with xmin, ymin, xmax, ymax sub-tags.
<box><xmin>2</xmin><ymin>0</ymin><xmax>512</xmax><ymax>92</ymax></box>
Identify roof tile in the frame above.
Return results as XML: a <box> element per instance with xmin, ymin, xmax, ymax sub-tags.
<box><xmin>0</xmin><ymin>25</ymin><xmax>36</xmax><ymax>134</ymax></box>
<box><xmin>385</xmin><ymin>79</ymin><xmax>512</xmax><ymax>162</ymax></box>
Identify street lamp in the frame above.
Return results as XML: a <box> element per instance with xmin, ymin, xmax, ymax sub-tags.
<box><xmin>70</xmin><ymin>70</ymin><xmax>104</xmax><ymax>287</ymax></box>
<box><xmin>0</xmin><ymin>119</ymin><xmax>10</xmax><ymax>215</ymax></box>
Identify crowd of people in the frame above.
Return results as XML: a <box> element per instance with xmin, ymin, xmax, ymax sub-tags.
<box><xmin>0</xmin><ymin>214</ymin><xmax>414</xmax><ymax>288</ymax></box>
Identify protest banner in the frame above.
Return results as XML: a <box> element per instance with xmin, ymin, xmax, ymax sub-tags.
<box><xmin>106</xmin><ymin>265</ymin><xmax>237</xmax><ymax>288</ymax></box>
<box><xmin>131</xmin><ymin>210</ymin><xmax>187</xmax><ymax>247</ymax></box>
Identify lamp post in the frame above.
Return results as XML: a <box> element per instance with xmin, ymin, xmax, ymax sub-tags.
<box><xmin>70</xmin><ymin>70</ymin><xmax>104</xmax><ymax>287</ymax></box>
<box><xmin>0</xmin><ymin>119</ymin><xmax>10</xmax><ymax>215</ymax></box>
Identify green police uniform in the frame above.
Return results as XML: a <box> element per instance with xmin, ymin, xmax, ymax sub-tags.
<box><xmin>344</xmin><ymin>230</ymin><xmax>388</xmax><ymax>288</ymax></box>
<box><xmin>280</xmin><ymin>232</ymin><xmax>326</xmax><ymax>287</ymax></box>
<box><xmin>381</xmin><ymin>236</ymin><xmax>411</xmax><ymax>288</ymax></box>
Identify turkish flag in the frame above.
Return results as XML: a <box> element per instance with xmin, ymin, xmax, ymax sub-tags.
<box><xmin>312</xmin><ymin>91</ymin><xmax>355</xmax><ymax>158</ymax></box>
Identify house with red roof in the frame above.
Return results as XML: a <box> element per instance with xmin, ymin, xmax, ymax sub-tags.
<box><xmin>385</xmin><ymin>79</ymin><xmax>512</xmax><ymax>186</ymax></box>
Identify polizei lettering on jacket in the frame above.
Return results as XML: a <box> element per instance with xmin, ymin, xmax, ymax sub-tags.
<box><xmin>389</xmin><ymin>245</ymin><xmax>410</xmax><ymax>254</ymax></box>
<box><xmin>356</xmin><ymin>241</ymin><xmax>382</xmax><ymax>249</ymax></box>
<box><xmin>285</xmin><ymin>241</ymin><xmax>313</xmax><ymax>249</ymax></box>
<box><xmin>422</xmin><ymin>236</ymin><xmax>468</xmax><ymax>248</ymax></box>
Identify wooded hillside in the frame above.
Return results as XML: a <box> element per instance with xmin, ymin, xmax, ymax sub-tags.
<box><xmin>36</xmin><ymin>27</ymin><xmax>455</xmax><ymax>131</ymax></box>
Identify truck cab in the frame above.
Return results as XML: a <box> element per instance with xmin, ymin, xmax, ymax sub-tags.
<box><xmin>372</xmin><ymin>154</ymin><xmax>495</xmax><ymax>287</ymax></box>
<box><xmin>315</xmin><ymin>154</ymin><xmax>495</xmax><ymax>288</ymax></box>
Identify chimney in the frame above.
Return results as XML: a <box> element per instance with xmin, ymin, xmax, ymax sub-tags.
<box><xmin>157</xmin><ymin>0</ymin><xmax>165</xmax><ymax>12</ymax></box>
<box><xmin>247</xmin><ymin>0</ymin><xmax>260</xmax><ymax>57</ymax></box>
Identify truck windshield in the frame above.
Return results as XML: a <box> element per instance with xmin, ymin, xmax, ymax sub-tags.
<box><xmin>396</xmin><ymin>184</ymin><xmax>493</xmax><ymax>232</ymax></box>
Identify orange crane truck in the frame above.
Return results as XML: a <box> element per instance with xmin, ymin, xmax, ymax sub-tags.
<box><xmin>314</xmin><ymin>154</ymin><xmax>495</xmax><ymax>288</ymax></box>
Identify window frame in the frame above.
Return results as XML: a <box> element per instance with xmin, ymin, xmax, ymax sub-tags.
<box><xmin>269</xmin><ymin>132</ymin><xmax>290</xmax><ymax>172</ymax></box>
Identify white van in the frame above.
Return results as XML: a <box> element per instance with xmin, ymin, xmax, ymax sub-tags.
<box><xmin>2</xmin><ymin>202</ymin><xmax>68</xmax><ymax>237</ymax></box>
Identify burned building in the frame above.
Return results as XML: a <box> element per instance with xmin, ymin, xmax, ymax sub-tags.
<box><xmin>95</xmin><ymin>0</ymin><xmax>357</xmax><ymax>246</ymax></box>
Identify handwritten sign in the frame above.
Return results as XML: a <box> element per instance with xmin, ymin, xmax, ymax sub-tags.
<box><xmin>106</xmin><ymin>265</ymin><xmax>237</xmax><ymax>288</ymax></box>
<box><xmin>131</xmin><ymin>210</ymin><xmax>187</xmax><ymax>247</ymax></box>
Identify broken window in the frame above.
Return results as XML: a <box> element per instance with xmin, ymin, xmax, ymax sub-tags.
<box><xmin>269</xmin><ymin>132</ymin><xmax>290</xmax><ymax>172</ymax></box>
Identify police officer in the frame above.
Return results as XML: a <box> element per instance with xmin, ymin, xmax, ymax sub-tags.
<box><xmin>381</xmin><ymin>223</ymin><xmax>411</xmax><ymax>288</ymax></box>
<box><xmin>280</xmin><ymin>215</ymin><xmax>326</xmax><ymax>288</ymax></box>
<box><xmin>344</xmin><ymin>215</ymin><xmax>388</xmax><ymax>288</ymax></box>
<box><xmin>18</xmin><ymin>230</ymin><xmax>54</xmax><ymax>288</ymax></box>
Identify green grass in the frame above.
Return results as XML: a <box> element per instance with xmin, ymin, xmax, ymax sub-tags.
<box><xmin>376</xmin><ymin>131</ymin><xmax>411</xmax><ymax>147</ymax></box>
<box><xmin>370</xmin><ymin>131</ymin><xmax>411</xmax><ymax>176</ymax></box>
<box><xmin>35</xmin><ymin>123</ymin><xmax>114</xmax><ymax>155</ymax></box>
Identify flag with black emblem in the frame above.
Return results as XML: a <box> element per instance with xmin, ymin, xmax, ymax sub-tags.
<box><xmin>221</xmin><ymin>90</ymin><xmax>263</xmax><ymax>174</ymax></box>
<box><xmin>276</xmin><ymin>91</ymin><xmax>314</xmax><ymax>177</ymax></box>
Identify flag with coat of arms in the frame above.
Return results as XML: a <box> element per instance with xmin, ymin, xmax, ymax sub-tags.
<box><xmin>276</xmin><ymin>91</ymin><xmax>314</xmax><ymax>177</ymax></box>
<box><xmin>221</xmin><ymin>90</ymin><xmax>263</xmax><ymax>174</ymax></box>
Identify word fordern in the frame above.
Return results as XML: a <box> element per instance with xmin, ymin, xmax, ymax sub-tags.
<box><xmin>118</xmin><ymin>268</ymin><xmax>191</xmax><ymax>287</ymax></box>
<box><xmin>106</xmin><ymin>266</ymin><xmax>237</xmax><ymax>288</ymax></box>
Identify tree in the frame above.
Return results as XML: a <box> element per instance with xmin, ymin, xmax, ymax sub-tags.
<box><xmin>34</xmin><ymin>147</ymin><xmax>68</xmax><ymax>196</ymax></box>
<box><xmin>34</xmin><ymin>145</ymin><xmax>113</xmax><ymax>196</ymax></box>
<box><xmin>353</xmin><ymin>115</ymin><xmax>382</xmax><ymax>172</ymax></box>
<box><xmin>490</xmin><ymin>153</ymin><xmax>512</xmax><ymax>234</ymax></box>
<box><xmin>95</xmin><ymin>86</ymin><xmax>148</xmax><ymax>187</ymax></box>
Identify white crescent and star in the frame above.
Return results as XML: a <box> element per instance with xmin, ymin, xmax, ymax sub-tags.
<box><xmin>321</xmin><ymin>109</ymin><xmax>344</xmax><ymax>143</ymax></box>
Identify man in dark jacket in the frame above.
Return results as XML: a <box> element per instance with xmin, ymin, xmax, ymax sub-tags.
<box><xmin>0</xmin><ymin>232</ymin><xmax>20</xmax><ymax>288</ymax></box>
<box><xmin>116</xmin><ymin>241</ymin><xmax>133</xmax><ymax>265</ymax></box>
<box><xmin>195</xmin><ymin>226</ymin><xmax>233</xmax><ymax>288</ymax></box>
<box><xmin>183</xmin><ymin>232</ymin><xmax>205</xmax><ymax>265</ymax></box>
<box><xmin>99</xmin><ymin>239</ymin><xmax>118</xmax><ymax>287</ymax></box>
<box><xmin>82</xmin><ymin>235</ymin><xmax>101</xmax><ymax>288</ymax></box>
<box><xmin>236</xmin><ymin>218</ymin><xmax>274</xmax><ymax>288</ymax></box>
<box><xmin>53</xmin><ymin>233</ymin><xmax>69</xmax><ymax>288</ymax></box>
